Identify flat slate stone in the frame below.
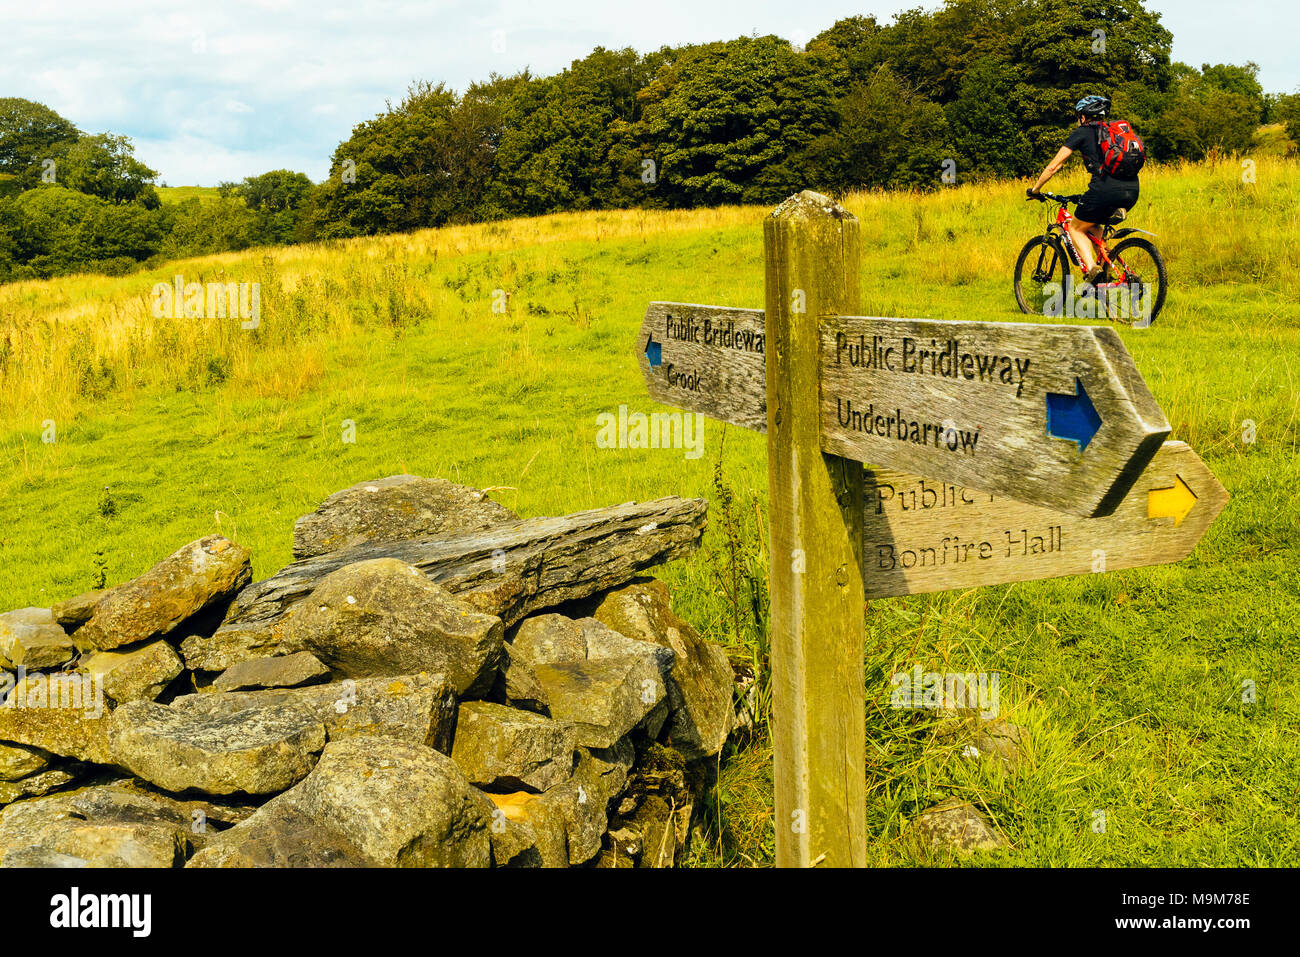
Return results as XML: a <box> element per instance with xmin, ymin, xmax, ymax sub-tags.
<box><xmin>0</xmin><ymin>783</ymin><xmax>197</xmax><ymax>867</ymax></box>
<box><xmin>213</xmin><ymin>651</ymin><xmax>331</xmax><ymax>691</ymax></box>
<box><xmin>170</xmin><ymin>673</ymin><xmax>457</xmax><ymax>753</ymax></box>
<box><xmin>109</xmin><ymin>700</ymin><xmax>326</xmax><ymax>796</ymax></box>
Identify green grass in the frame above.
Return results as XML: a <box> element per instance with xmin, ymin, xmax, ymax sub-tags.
<box><xmin>156</xmin><ymin>185</ymin><xmax>222</xmax><ymax>204</ymax></box>
<box><xmin>2</xmin><ymin>155</ymin><xmax>1298</xmax><ymax>866</ymax></box>
<box><xmin>1251</xmin><ymin>123</ymin><xmax>1297</xmax><ymax>157</ymax></box>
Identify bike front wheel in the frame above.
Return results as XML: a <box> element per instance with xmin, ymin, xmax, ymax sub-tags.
<box><xmin>1107</xmin><ymin>237</ymin><xmax>1167</xmax><ymax>326</ymax></box>
<box><xmin>1013</xmin><ymin>235</ymin><xmax>1068</xmax><ymax>316</ymax></box>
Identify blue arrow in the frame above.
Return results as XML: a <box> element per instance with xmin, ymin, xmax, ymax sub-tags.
<box><xmin>645</xmin><ymin>333</ymin><xmax>662</xmax><ymax>368</ymax></box>
<box><xmin>1046</xmin><ymin>377</ymin><xmax>1102</xmax><ymax>451</ymax></box>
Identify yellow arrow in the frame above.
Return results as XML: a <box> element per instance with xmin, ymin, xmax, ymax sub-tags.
<box><xmin>1148</xmin><ymin>474</ymin><xmax>1197</xmax><ymax>527</ymax></box>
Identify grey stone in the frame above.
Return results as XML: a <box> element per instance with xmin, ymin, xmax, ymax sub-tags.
<box><xmin>75</xmin><ymin>536</ymin><xmax>252</xmax><ymax>651</ymax></box>
<box><xmin>0</xmin><ymin>608</ymin><xmax>76</xmax><ymax>670</ymax></box>
<box><xmin>511</xmin><ymin>615</ymin><xmax>589</xmax><ymax>666</ymax></box>
<box><xmin>451</xmin><ymin>701</ymin><xmax>575</xmax><ymax>792</ymax></box>
<box><xmin>587</xmin><ymin>579</ymin><xmax>735</xmax><ymax>759</ymax></box>
<box><xmin>910</xmin><ymin>798</ymin><xmax>1008</xmax><ymax>852</ymax></box>
<box><xmin>502</xmin><ymin>614</ymin><xmax>673</xmax><ymax>728</ymax></box>
<box><xmin>0</xmin><ymin>768</ymin><xmax>79</xmax><ymax>805</ymax></box>
<box><xmin>109</xmin><ymin>700</ymin><xmax>325</xmax><ymax>796</ymax></box>
<box><xmin>191</xmin><ymin>736</ymin><xmax>494</xmax><ymax>867</ymax></box>
<box><xmin>51</xmin><ymin>587</ymin><xmax>122</xmax><ymax>631</ymax></box>
<box><xmin>974</xmin><ymin>721</ymin><xmax>1029</xmax><ymax>769</ymax></box>
<box><xmin>80</xmin><ymin>640</ymin><xmax>184</xmax><ymax>702</ymax></box>
<box><xmin>170</xmin><ymin>673</ymin><xmax>457</xmax><ymax>753</ymax></box>
<box><xmin>292</xmin><ymin>475</ymin><xmax>518</xmax><ymax>559</ymax></box>
<box><xmin>532</xmin><ymin>656</ymin><xmax>664</xmax><ymax>749</ymax></box>
<box><xmin>482</xmin><ymin>792</ymin><xmax>543</xmax><ymax>868</ymax></box>
<box><xmin>0</xmin><ymin>674</ymin><xmax>114</xmax><ymax>764</ymax></box>
<box><xmin>936</xmin><ymin>717</ymin><xmax>1028</xmax><ymax>770</ymax></box>
<box><xmin>2</xmin><ymin>846</ymin><xmax>89</xmax><ymax>868</ymax></box>
<box><xmin>524</xmin><ymin>742</ymin><xmax>633</xmax><ymax>866</ymax></box>
<box><xmin>280</xmin><ymin>558</ymin><xmax>503</xmax><ymax>697</ymax></box>
<box><xmin>0</xmin><ymin>783</ymin><xmax>197</xmax><ymax>867</ymax></box>
<box><xmin>0</xmin><ymin>742</ymin><xmax>50</xmax><ymax>782</ymax></box>
<box><xmin>180</xmin><ymin>624</ymin><xmax>284</xmax><ymax>673</ymax></box>
<box><xmin>186</xmin><ymin>796</ymin><xmax>369</xmax><ymax>867</ymax></box>
<box><xmin>213</xmin><ymin>651</ymin><xmax>330</xmax><ymax>691</ymax></box>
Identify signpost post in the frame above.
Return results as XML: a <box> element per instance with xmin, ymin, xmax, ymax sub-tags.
<box><xmin>763</xmin><ymin>192</ymin><xmax>867</xmax><ymax>868</ymax></box>
<box><xmin>632</xmin><ymin>189</ymin><xmax>1227</xmax><ymax>867</ymax></box>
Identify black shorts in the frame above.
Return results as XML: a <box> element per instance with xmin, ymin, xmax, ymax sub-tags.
<box><xmin>1075</xmin><ymin>181</ymin><xmax>1140</xmax><ymax>225</ymax></box>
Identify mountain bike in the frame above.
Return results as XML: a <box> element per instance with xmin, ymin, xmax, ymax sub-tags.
<box><xmin>1014</xmin><ymin>191</ymin><xmax>1167</xmax><ymax>326</ymax></box>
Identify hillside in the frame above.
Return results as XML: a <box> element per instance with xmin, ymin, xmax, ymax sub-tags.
<box><xmin>1</xmin><ymin>155</ymin><xmax>1297</xmax><ymax>865</ymax></box>
<box><xmin>156</xmin><ymin>185</ymin><xmax>223</xmax><ymax>204</ymax></box>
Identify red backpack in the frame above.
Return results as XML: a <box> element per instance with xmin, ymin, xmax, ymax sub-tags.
<box><xmin>1091</xmin><ymin>119</ymin><xmax>1146</xmax><ymax>178</ymax></box>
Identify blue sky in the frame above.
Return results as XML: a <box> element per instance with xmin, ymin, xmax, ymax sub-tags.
<box><xmin>4</xmin><ymin>0</ymin><xmax>1294</xmax><ymax>185</ymax></box>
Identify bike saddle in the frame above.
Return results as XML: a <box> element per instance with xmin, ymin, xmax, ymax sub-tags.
<box><xmin>1106</xmin><ymin>208</ymin><xmax>1128</xmax><ymax>224</ymax></box>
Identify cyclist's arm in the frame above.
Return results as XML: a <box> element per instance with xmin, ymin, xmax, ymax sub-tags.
<box><xmin>1030</xmin><ymin>146</ymin><xmax>1074</xmax><ymax>193</ymax></box>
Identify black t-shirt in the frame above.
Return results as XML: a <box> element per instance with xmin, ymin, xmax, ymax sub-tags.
<box><xmin>1065</xmin><ymin>123</ymin><xmax>1139</xmax><ymax>188</ymax></box>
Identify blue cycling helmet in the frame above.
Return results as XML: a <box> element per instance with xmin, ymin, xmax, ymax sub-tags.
<box><xmin>1074</xmin><ymin>94</ymin><xmax>1110</xmax><ymax>117</ymax></box>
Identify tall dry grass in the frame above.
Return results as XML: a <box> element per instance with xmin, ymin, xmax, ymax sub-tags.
<box><xmin>2</xmin><ymin>154</ymin><xmax>1297</xmax><ymax>430</ymax></box>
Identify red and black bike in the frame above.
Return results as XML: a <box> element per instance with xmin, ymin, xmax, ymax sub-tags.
<box><xmin>1014</xmin><ymin>191</ymin><xmax>1167</xmax><ymax>326</ymax></box>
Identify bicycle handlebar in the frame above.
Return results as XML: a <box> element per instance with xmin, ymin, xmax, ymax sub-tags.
<box><xmin>1027</xmin><ymin>189</ymin><xmax>1084</xmax><ymax>204</ymax></box>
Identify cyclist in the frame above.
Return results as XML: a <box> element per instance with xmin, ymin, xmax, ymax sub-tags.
<box><xmin>1027</xmin><ymin>94</ymin><xmax>1139</xmax><ymax>287</ymax></box>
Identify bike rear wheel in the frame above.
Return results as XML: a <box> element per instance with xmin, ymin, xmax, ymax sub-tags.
<box><xmin>1106</xmin><ymin>237</ymin><xmax>1167</xmax><ymax>326</ymax></box>
<box><xmin>1014</xmin><ymin>235</ymin><xmax>1068</xmax><ymax>316</ymax></box>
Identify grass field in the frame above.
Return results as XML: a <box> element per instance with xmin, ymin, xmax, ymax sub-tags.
<box><xmin>1</xmin><ymin>155</ymin><xmax>1297</xmax><ymax>866</ymax></box>
<box><xmin>156</xmin><ymin>185</ymin><xmax>222</xmax><ymax>204</ymax></box>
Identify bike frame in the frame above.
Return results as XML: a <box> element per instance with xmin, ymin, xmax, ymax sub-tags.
<box><xmin>1041</xmin><ymin>201</ymin><xmax>1156</xmax><ymax>286</ymax></box>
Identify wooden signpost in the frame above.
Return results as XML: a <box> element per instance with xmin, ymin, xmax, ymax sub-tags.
<box><xmin>862</xmin><ymin>439</ymin><xmax>1227</xmax><ymax>598</ymax></box>
<box><xmin>820</xmin><ymin>316</ymin><xmax>1171</xmax><ymax>517</ymax></box>
<box><xmin>637</xmin><ymin>302</ymin><xmax>767</xmax><ymax>432</ymax></box>
<box><xmin>632</xmin><ymin>190</ymin><xmax>1227</xmax><ymax>868</ymax></box>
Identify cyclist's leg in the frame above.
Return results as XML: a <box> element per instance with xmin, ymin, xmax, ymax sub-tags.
<box><xmin>1068</xmin><ymin>216</ymin><xmax>1099</xmax><ymax>273</ymax></box>
<box><xmin>1087</xmin><ymin>224</ymin><xmax>1108</xmax><ymax>268</ymax></box>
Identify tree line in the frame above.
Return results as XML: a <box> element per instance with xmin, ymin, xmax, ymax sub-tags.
<box><xmin>3</xmin><ymin>0</ymin><xmax>1298</xmax><ymax>282</ymax></box>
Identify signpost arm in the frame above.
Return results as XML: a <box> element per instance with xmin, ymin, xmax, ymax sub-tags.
<box><xmin>764</xmin><ymin>191</ymin><xmax>867</xmax><ymax>867</ymax></box>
